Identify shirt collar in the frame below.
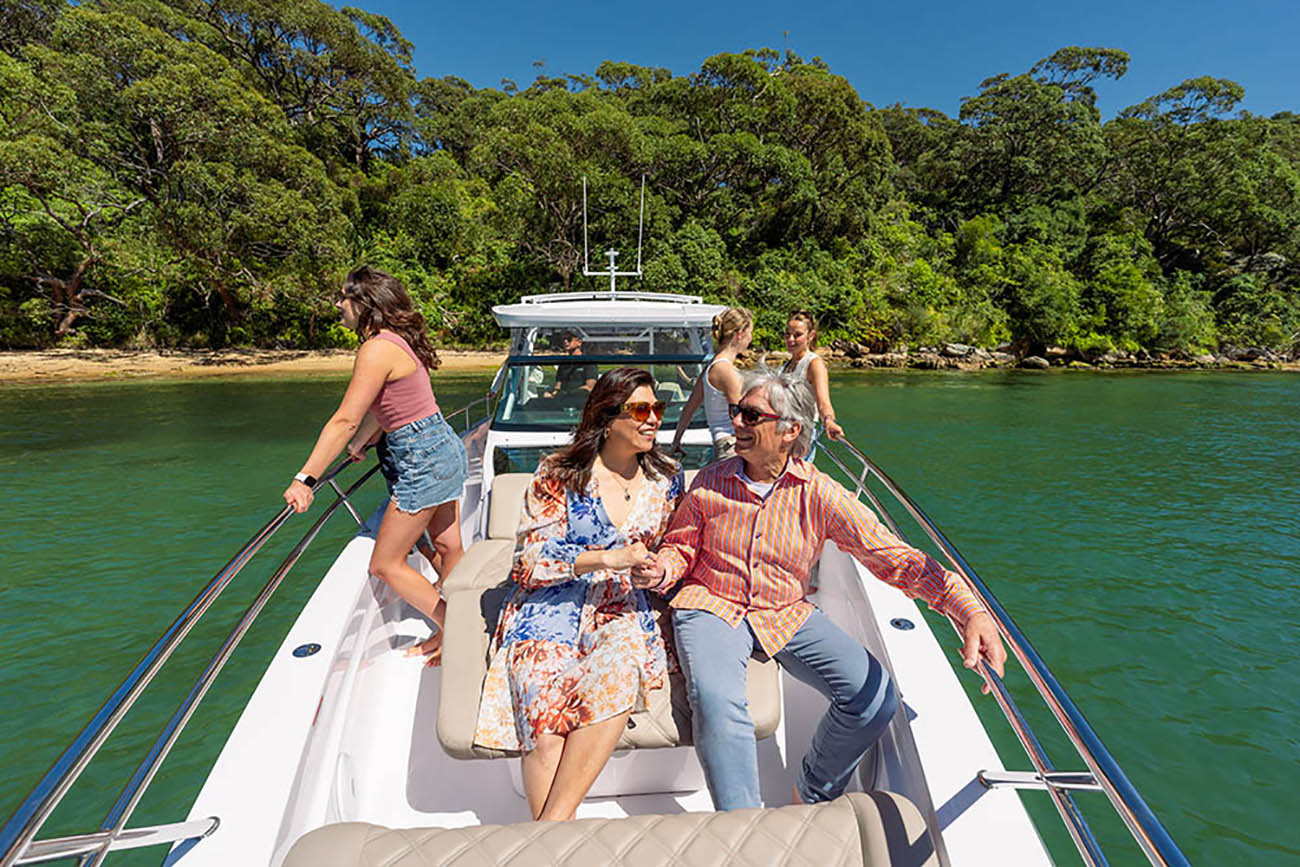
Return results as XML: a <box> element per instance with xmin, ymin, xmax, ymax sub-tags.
<box><xmin>719</xmin><ymin>455</ymin><xmax>812</xmax><ymax>483</ymax></box>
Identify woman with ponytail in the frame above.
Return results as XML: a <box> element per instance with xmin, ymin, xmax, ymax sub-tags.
<box><xmin>669</xmin><ymin>306</ymin><xmax>753</xmax><ymax>461</ymax></box>
<box><xmin>283</xmin><ymin>266</ymin><xmax>467</xmax><ymax>664</ymax></box>
<box><xmin>474</xmin><ymin>368</ymin><xmax>684</xmax><ymax>820</ymax></box>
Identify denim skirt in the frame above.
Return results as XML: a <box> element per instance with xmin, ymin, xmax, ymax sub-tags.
<box><xmin>383</xmin><ymin>413</ymin><xmax>468</xmax><ymax>513</ymax></box>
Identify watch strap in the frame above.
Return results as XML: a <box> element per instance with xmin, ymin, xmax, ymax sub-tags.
<box><xmin>294</xmin><ymin>472</ymin><xmax>317</xmax><ymax>487</ymax></box>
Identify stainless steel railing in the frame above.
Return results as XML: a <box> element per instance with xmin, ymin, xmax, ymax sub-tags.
<box><xmin>817</xmin><ymin>435</ymin><xmax>1189</xmax><ymax>867</ymax></box>
<box><xmin>0</xmin><ymin>456</ymin><xmax>377</xmax><ymax>867</ymax></box>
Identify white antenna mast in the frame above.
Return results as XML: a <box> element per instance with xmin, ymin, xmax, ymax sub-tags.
<box><xmin>582</xmin><ymin>175</ymin><xmax>646</xmax><ymax>298</ymax></box>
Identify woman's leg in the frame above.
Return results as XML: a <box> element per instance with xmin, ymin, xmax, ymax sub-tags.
<box><xmin>425</xmin><ymin>499</ymin><xmax>464</xmax><ymax>586</ymax></box>
<box><xmin>370</xmin><ymin>501</ymin><xmax>446</xmax><ymax>661</ymax></box>
<box><xmin>521</xmin><ymin>733</ymin><xmax>565</xmax><ymax>820</ymax></box>
<box><xmin>537</xmin><ymin>711</ymin><xmax>631</xmax><ymax>821</ymax></box>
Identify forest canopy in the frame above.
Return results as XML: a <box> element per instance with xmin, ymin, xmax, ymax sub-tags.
<box><xmin>2</xmin><ymin>0</ymin><xmax>1297</xmax><ymax>355</ymax></box>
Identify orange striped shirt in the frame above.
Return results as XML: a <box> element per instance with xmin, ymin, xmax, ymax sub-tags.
<box><xmin>658</xmin><ymin>457</ymin><xmax>988</xmax><ymax>657</ymax></box>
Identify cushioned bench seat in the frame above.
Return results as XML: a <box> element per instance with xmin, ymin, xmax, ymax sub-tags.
<box><xmin>436</xmin><ymin>472</ymin><xmax>782</xmax><ymax>760</ymax></box>
<box><xmin>283</xmin><ymin>791</ymin><xmax>937</xmax><ymax>867</ymax></box>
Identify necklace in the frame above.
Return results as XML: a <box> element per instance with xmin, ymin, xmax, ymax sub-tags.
<box><xmin>599</xmin><ymin>458</ymin><xmax>637</xmax><ymax>501</ymax></box>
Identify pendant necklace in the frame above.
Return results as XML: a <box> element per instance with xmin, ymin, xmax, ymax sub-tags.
<box><xmin>601</xmin><ymin>459</ymin><xmax>635</xmax><ymax>501</ymax></box>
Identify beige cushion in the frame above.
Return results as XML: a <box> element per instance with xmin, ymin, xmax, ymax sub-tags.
<box><xmin>438</xmin><ymin>586</ymin><xmax>780</xmax><ymax>760</ymax></box>
<box><xmin>487</xmin><ymin>473</ymin><xmax>533</xmax><ymax>541</ymax></box>
<box><xmin>438</xmin><ymin>539</ymin><xmax>516</xmax><ymax>595</ymax></box>
<box><xmin>283</xmin><ymin>791</ymin><xmax>937</xmax><ymax>867</ymax></box>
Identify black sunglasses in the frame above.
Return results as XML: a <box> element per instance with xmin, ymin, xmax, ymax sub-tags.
<box><xmin>729</xmin><ymin>403</ymin><xmax>785</xmax><ymax>426</ymax></box>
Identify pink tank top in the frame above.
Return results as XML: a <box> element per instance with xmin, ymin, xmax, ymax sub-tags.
<box><xmin>368</xmin><ymin>332</ymin><xmax>439</xmax><ymax>430</ymax></box>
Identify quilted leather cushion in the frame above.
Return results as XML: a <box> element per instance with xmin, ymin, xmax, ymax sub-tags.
<box><xmin>282</xmin><ymin>791</ymin><xmax>937</xmax><ymax>867</ymax></box>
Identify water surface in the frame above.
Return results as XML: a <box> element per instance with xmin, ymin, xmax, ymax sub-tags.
<box><xmin>0</xmin><ymin>370</ymin><xmax>1295</xmax><ymax>864</ymax></box>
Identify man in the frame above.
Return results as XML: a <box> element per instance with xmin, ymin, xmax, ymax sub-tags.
<box><xmin>631</xmin><ymin>370</ymin><xmax>1005</xmax><ymax>810</ymax></box>
<box><xmin>544</xmin><ymin>331</ymin><xmax>598</xmax><ymax>397</ymax></box>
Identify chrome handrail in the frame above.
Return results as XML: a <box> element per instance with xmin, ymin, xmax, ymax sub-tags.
<box><xmin>818</xmin><ymin>435</ymin><xmax>1189</xmax><ymax>866</ymax></box>
<box><xmin>0</xmin><ymin>455</ymin><xmax>370</xmax><ymax>867</ymax></box>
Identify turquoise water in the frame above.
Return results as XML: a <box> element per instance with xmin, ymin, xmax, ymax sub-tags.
<box><xmin>1</xmin><ymin>370</ymin><xmax>1297</xmax><ymax>863</ymax></box>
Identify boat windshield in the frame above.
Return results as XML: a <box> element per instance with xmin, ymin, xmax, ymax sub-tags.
<box><xmin>493</xmin><ymin>355</ymin><xmax>710</xmax><ymax>431</ymax></box>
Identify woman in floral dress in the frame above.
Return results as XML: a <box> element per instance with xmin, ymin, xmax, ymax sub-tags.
<box><xmin>475</xmin><ymin>367</ymin><xmax>684</xmax><ymax>821</ymax></box>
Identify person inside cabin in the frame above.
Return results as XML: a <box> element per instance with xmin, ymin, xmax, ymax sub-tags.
<box><xmin>631</xmin><ymin>370</ymin><xmax>1006</xmax><ymax>811</ymax></box>
<box><xmin>543</xmin><ymin>331</ymin><xmax>598</xmax><ymax>398</ymax></box>
<box><xmin>669</xmin><ymin>307</ymin><xmax>754</xmax><ymax>462</ymax></box>
<box><xmin>781</xmin><ymin>311</ymin><xmax>845</xmax><ymax>449</ymax></box>
<box><xmin>283</xmin><ymin>266</ymin><xmax>466</xmax><ymax>666</ymax></box>
<box><xmin>474</xmin><ymin>368</ymin><xmax>685</xmax><ymax>821</ymax></box>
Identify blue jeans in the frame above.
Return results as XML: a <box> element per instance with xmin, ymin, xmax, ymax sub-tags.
<box><xmin>672</xmin><ymin>607</ymin><xmax>898</xmax><ymax>810</ymax></box>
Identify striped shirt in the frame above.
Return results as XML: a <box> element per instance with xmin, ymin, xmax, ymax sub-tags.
<box><xmin>658</xmin><ymin>456</ymin><xmax>988</xmax><ymax>657</ymax></box>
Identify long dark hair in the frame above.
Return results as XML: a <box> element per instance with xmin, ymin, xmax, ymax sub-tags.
<box><xmin>546</xmin><ymin>367</ymin><xmax>677</xmax><ymax>493</ymax></box>
<box><xmin>342</xmin><ymin>266</ymin><xmax>441</xmax><ymax>370</ymax></box>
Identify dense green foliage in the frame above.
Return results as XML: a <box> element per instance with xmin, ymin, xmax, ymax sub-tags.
<box><xmin>2</xmin><ymin>1</ymin><xmax>1297</xmax><ymax>353</ymax></box>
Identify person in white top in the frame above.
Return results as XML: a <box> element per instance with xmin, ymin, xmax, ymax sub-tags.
<box><xmin>670</xmin><ymin>307</ymin><xmax>753</xmax><ymax>461</ymax></box>
<box><xmin>782</xmin><ymin>311</ymin><xmax>844</xmax><ymax>442</ymax></box>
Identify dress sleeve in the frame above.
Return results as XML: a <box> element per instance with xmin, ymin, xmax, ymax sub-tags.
<box><xmin>512</xmin><ymin>470</ymin><xmax>586</xmax><ymax>589</ymax></box>
<box><xmin>820</xmin><ymin>476</ymin><xmax>988</xmax><ymax>626</ymax></box>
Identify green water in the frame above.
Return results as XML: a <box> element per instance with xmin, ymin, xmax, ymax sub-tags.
<box><xmin>1</xmin><ymin>370</ymin><xmax>1297</xmax><ymax>864</ymax></box>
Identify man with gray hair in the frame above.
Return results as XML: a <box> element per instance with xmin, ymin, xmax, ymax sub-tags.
<box><xmin>631</xmin><ymin>369</ymin><xmax>1005</xmax><ymax>810</ymax></box>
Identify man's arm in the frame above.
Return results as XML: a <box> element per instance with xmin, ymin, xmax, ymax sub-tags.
<box><xmin>633</xmin><ymin>487</ymin><xmax>703</xmax><ymax>591</ymax></box>
<box><xmin>820</xmin><ymin>477</ymin><xmax>1005</xmax><ymax>685</ymax></box>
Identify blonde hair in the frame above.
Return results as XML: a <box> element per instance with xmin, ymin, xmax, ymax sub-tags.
<box><xmin>711</xmin><ymin>306</ymin><xmax>753</xmax><ymax>350</ymax></box>
<box><xmin>787</xmin><ymin>310</ymin><xmax>819</xmax><ymax>347</ymax></box>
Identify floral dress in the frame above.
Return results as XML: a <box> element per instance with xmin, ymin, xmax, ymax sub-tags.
<box><xmin>473</xmin><ymin>460</ymin><xmax>684</xmax><ymax>752</ymax></box>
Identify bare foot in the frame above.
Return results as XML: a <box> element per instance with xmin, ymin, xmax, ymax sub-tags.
<box><xmin>791</xmin><ymin>784</ymin><xmax>805</xmax><ymax>805</ymax></box>
<box><xmin>405</xmin><ymin>631</ymin><xmax>443</xmax><ymax>666</ymax></box>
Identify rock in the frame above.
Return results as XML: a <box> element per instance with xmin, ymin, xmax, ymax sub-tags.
<box><xmin>1044</xmin><ymin>345</ymin><xmax>1070</xmax><ymax>359</ymax></box>
<box><xmin>831</xmin><ymin>338</ymin><xmax>865</xmax><ymax>359</ymax></box>
<box><xmin>911</xmin><ymin>353</ymin><xmax>942</xmax><ymax>370</ymax></box>
<box><xmin>994</xmin><ymin>342</ymin><xmax>1014</xmax><ymax>353</ymax></box>
<box><xmin>1020</xmin><ymin>355</ymin><xmax>1051</xmax><ymax>370</ymax></box>
<box><xmin>970</xmin><ymin>347</ymin><xmax>992</xmax><ymax>361</ymax></box>
<box><xmin>941</xmin><ymin>342</ymin><xmax>971</xmax><ymax>358</ymax></box>
<box><xmin>866</xmin><ymin>352</ymin><xmax>907</xmax><ymax>368</ymax></box>
<box><xmin>1193</xmin><ymin>354</ymin><xmax>1216</xmax><ymax>365</ymax></box>
<box><xmin>991</xmin><ymin>351</ymin><xmax>1016</xmax><ymax>364</ymax></box>
<box><xmin>1068</xmin><ymin>360</ymin><xmax>1093</xmax><ymax>369</ymax></box>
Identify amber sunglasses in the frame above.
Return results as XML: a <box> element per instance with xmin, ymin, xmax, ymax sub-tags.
<box><xmin>621</xmin><ymin>400</ymin><xmax>667</xmax><ymax>422</ymax></box>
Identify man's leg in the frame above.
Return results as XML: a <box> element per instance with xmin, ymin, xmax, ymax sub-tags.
<box><xmin>775</xmin><ymin>608</ymin><xmax>898</xmax><ymax>804</ymax></box>
<box><xmin>672</xmin><ymin>608</ymin><xmax>762</xmax><ymax>810</ymax></box>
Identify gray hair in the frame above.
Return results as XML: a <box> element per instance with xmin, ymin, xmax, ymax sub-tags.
<box><xmin>742</xmin><ymin>367</ymin><xmax>817</xmax><ymax>458</ymax></box>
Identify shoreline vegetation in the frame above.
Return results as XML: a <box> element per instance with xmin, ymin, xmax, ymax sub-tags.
<box><xmin>1</xmin><ymin>3</ymin><xmax>1296</xmax><ymax>363</ymax></box>
<box><xmin>2</xmin><ymin>345</ymin><xmax>1294</xmax><ymax>384</ymax></box>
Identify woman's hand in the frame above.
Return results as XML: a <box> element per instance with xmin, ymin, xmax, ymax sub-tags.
<box><xmin>825</xmin><ymin>417</ymin><xmax>845</xmax><ymax>441</ymax></box>
<box><xmin>605</xmin><ymin>540</ymin><xmax>653</xmax><ymax>571</ymax></box>
<box><xmin>346</xmin><ymin>439</ymin><xmax>369</xmax><ymax>462</ymax></box>
<box><xmin>283</xmin><ymin>480</ymin><xmax>314</xmax><ymax>513</ymax></box>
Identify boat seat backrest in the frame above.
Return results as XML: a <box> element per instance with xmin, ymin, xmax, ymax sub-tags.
<box><xmin>487</xmin><ymin>472</ymin><xmax>533</xmax><ymax>541</ymax></box>
<box><xmin>283</xmin><ymin>791</ymin><xmax>937</xmax><ymax>867</ymax></box>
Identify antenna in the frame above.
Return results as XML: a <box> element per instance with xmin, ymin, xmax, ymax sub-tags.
<box><xmin>581</xmin><ymin>174</ymin><xmax>647</xmax><ymax>298</ymax></box>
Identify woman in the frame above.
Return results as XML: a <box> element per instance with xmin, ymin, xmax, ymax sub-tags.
<box><xmin>283</xmin><ymin>265</ymin><xmax>466</xmax><ymax>663</ymax></box>
<box><xmin>474</xmin><ymin>368</ymin><xmax>683</xmax><ymax>821</ymax></box>
<box><xmin>782</xmin><ymin>310</ymin><xmax>845</xmax><ymax>442</ymax></box>
<box><xmin>669</xmin><ymin>306</ymin><xmax>753</xmax><ymax>461</ymax></box>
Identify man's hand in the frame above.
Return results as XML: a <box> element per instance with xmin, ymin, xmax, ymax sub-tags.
<box><xmin>960</xmin><ymin>612</ymin><xmax>1006</xmax><ymax>695</ymax></box>
<box><xmin>630</xmin><ymin>553</ymin><xmax>667</xmax><ymax>589</ymax></box>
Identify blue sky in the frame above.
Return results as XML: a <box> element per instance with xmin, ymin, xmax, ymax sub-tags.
<box><xmin>352</xmin><ymin>0</ymin><xmax>1297</xmax><ymax>119</ymax></box>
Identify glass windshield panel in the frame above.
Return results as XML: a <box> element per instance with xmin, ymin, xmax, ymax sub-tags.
<box><xmin>493</xmin><ymin>358</ymin><xmax>709</xmax><ymax>430</ymax></box>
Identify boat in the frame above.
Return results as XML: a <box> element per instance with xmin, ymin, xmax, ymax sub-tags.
<box><xmin>0</xmin><ymin>287</ymin><xmax>1189</xmax><ymax>866</ymax></box>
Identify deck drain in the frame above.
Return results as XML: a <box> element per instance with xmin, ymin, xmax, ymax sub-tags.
<box><xmin>292</xmin><ymin>643</ymin><xmax>322</xmax><ymax>658</ymax></box>
<box><xmin>889</xmin><ymin>618</ymin><xmax>915</xmax><ymax>631</ymax></box>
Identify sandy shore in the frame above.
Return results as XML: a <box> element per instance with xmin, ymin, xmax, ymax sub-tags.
<box><xmin>0</xmin><ymin>348</ymin><xmax>507</xmax><ymax>383</ymax></box>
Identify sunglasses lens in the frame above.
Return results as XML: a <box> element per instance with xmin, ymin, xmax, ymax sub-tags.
<box><xmin>652</xmin><ymin>401</ymin><xmax>666</xmax><ymax>418</ymax></box>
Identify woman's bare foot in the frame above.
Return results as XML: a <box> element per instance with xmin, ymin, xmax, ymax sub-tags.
<box><xmin>405</xmin><ymin>631</ymin><xmax>443</xmax><ymax>666</ymax></box>
<box><xmin>404</xmin><ymin>598</ymin><xmax>445</xmax><ymax>666</ymax></box>
<box><xmin>791</xmin><ymin>783</ymin><xmax>805</xmax><ymax>805</ymax></box>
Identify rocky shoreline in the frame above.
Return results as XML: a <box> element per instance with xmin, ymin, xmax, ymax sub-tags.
<box><xmin>808</xmin><ymin>341</ymin><xmax>1300</xmax><ymax>372</ymax></box>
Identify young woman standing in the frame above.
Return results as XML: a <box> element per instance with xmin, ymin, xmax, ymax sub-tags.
<box><xmin>782</xmin><ymin>310</ymin><xmax>845</xmax><ymax>442</ymax></box>
<box><xmin>670</xmin><ymin>306</ymin><xmax>753</xmax><ymax>461</ymax></box>
<box><xmin>283</xmin><ymin>266</ymin><xmax>466</xmax><ymax>664</ymax></box>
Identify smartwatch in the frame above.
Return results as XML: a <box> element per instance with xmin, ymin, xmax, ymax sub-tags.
<box><xmin>293</xmin><ymin>472</ymin><xmax>317</xmax><ymax>487</ymax></box>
